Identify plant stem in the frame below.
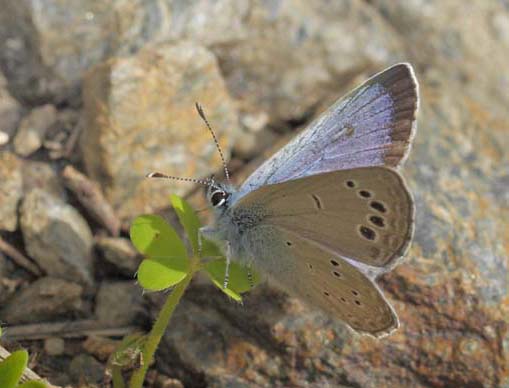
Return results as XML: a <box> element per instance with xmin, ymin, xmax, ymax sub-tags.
<box><xmin>129</xmin><ymin>272</ymin><xmax>193</xmax><ymax>388</ymax></box>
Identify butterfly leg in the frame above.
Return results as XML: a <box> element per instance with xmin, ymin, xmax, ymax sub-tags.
<box><xmin>247</xmin><ymin>264</ymin><xmax>254</xmax><ymax>289</ymax></box>
<box><xmin>223</xmin><ymin>241</ymin><xmax>232</xmax><ymax>289</ymax></box>
<box><xmin>197</xmin><ymin>230</ymin><xmax>203</xmax><ymax>257</ymax></box>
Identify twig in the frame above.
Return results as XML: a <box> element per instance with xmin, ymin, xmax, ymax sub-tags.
<box><xmin>63</xmin><ymin>117</ymin><xmax>83</xmax><ymax>159</ymax></box>
<box><xmin>61</xmin><ymin>165</ymin><xmax>121</xmax><ymax>236</ymax></box>
<box><xmin>0</xmin><ymin>237</ymin><xmax>42</xmax><ymax>276</ymax></box>
<box><xmin>2</xmin><ymin>319</ymin><xmax>137</xmax><ymax>341</ymax></box>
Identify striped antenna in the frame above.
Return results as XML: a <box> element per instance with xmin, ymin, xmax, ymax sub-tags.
<box><xmin>146</xmin><ymin>172</ymin><xmax>218</xmax><ymax>189</ymax></box>
<box><xmin>195</xmin><ymin>102</ymin><xmax>231</xmax><ymax>182</ymax></box>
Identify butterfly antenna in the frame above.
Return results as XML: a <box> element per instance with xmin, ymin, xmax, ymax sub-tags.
<box><xmin>146</xmin><ymin>172</ymin><xmax>218</xmax><ymax>189</ymax></box>
<box><xmin>195</xmin><ymin>102</ymin><xmax>231</xmax><ymax>182</ymax></box>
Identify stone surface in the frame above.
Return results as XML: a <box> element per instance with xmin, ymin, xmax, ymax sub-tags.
<box><xmin>81</xmin><ymin>41</ymin><xmax>238</xmax><ymax>219</ymax></box>
<box><xmin>0</xmin><ymin>1</ymin><xmax>115</xmax><ymax>103</ymax></box>
<box><xmin>156</xmin><ymin>2</ymin><xmax>509</xmax><ymax>387</ymax></box>
<box><xmin>20</xmin><ymin>188</ymin><xmax>94</xmax><ymax>285</ymax></box>
<box><xmin>233</xmin><ymin>127</ymin><xmax>278</xmax><ymax>161</ymax></box>
<box><xmin>0</xmin><ymin>151</ymin><xmax>23</xmax><ymax>231</ymax></box>
<box><xmin>13</xmin><ymin>104</ymin><xmax>57</xmax><ymax>156</ymax></box>
<box><xmin>0</xmin><ymin>71</ymin><xmax>21</xmax><ymax>142</ymax></box>
<box><xmin>95</xmin><ymin>281</ymin><xmax>144</xmax><ymax>325</ymax></box>
<box><xmin>95</xmin><ymin>236</ymin><xmax>140</xmax><ymax>277</ymax></box>
<box><xmin>44</xmin><ymin>337</ymin><xmax>65</xmax><ymax>356</ymax></box>
<box><xmin>212</xmin><ymin>0</ymin><xmax>405</xmax><ymax>124</ymax></box>
<box><xmin>0</xmin><ymin>277</ymin><xmax>83</xmax><ymax>324</ymax></box>
<box><xmin>68</xmin><ymin>354</ymin><xmax>105</xmax><ymax>385</ymax></box>
<box><xmin>21</xmin><ymin>160</ymin><xmax>65</xmax><ymax>199</ymax></box>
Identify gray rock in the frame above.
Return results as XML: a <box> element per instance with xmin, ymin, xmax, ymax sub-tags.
<box><xmin>95</xmin><ymin>236</ymin><xmax>140</xmax><ymax>277</ymax></box>
<box><xmin>44</xmin><ymin>337</ymin><xmax>65</xmax><ymax>356</ymax></box>
<box><xmin>0</xmin><ymin>71</ymin><xmax>21</xmax><ymax>143</ymax></box>
<box><xmin>0</xmin><ymin>277</ymin><xmax>83</xmax><ymax>324</ymax></box>
<box><xmin>95</xmin><ymin>281</ymin><xmax>144</xmax><ymax>325</ymax></box>
<box><xmin>233</xmin><ymin>127</ymin><xmax>278</xmax><ymax>160</ymax></box>
<box><xmin>22</xmin><ymin>160</ymin><xmax>65</xmax><ymax>199</ymax></box>
<box><xmin>212</xmin><ymin>0</ymin><xmax>405</xmax><ymax>123</ymax></box>
<box><xmin>80</xmin><ymin>41</ymin><xmax>238</xmax><ymax>219</ymax></box>
<box><xmin>20</xmin><ymin>189</ymin><xmax>94</xmax><ymax>285</ymax></box>
<box><xmin>13</xmin><ymin>104</ymin><xmax>57</xmax><ymax>156</ymax></box>
<box><xmin>68</xmin><ymin>354</ymin><xmax>104</xmax><ymax>385</ymax></box>
<box><xmin>0</xmin><ymin>1</ymin><xmax>115</xmax><ymax>103</ymax></box>
<box><xmin>0</xmin><ymin>151</ymin><xmax>23</xmax><ymax>231</ymax></box>
<box><xmin>158</xmin><ymin>1</ymin><xmax>509</xmax><ymax>386</ymax></box>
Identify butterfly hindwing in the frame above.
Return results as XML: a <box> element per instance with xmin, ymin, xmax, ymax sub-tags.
<box><xmin>240</xmin><ymin>63</ymin><xmax>418</xmax><ymax>194</ymax></box>
<box><xmin>284</xmin><ymin>228</ymin><xmax>398</xmax><ymax>337</ymax></box>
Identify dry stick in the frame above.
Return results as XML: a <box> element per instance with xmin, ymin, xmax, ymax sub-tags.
<box><xmin>3</xmin><ymin>319</ymin><xmax>137</xmax><ymax>341</ymax></box>
<box><xmin>63</xmin><ymin>117</ymin><xmax>83</xmax><ymax>159</ymax></box>
<box><xmin>0</xmin><ymin>237</ymin><xmax>42</xmax><ymax>276</ymax></box>
<box><xmin>61</xmin><ymin>165</ymin><xmax>121</xmax><ymax>236</ymax></box>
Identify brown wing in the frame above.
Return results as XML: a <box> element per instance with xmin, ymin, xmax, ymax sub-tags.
<box><xmin>236</xmin><ymin>166</ymin><xmax>414</xmax><ymax>269</ymax></box>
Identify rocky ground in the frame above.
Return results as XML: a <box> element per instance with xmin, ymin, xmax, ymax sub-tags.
<box><xmin>0</xmin><ymin>1</ymin><xmax>508</xmax><ymax>387</ymax></box>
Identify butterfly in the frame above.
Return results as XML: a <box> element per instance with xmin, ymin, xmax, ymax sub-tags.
<box><xmin>150</xmin><ymin>63</ymin><xmax>418</xmax><ymax>337</ymax></box>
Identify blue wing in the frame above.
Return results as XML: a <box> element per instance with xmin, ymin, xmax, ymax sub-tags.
<box><xmin>239</xmin><ymin>63</ymin><xmax>419</xmax><ymax>196</ymax></box>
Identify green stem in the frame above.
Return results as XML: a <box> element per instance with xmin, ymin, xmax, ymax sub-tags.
<box><xmin>129</xmin><ymin>272</ymin><xmax>193</xmax><ymax>388</ymax></box>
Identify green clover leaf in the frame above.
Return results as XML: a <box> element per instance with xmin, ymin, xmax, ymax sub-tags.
<box><xmin>0</xmin><ymin>350</ymin><xmax>28</xmax><ymax>388</ymax></box>
<box><xmin>204</xmin><ymin>259</ymin><xmax>261</xmax><ymax>302</ymax></box>
<box><xmin>130</xmin><ymin>215</ymin><xmax>189</xmax><ymax>291</ymax></box>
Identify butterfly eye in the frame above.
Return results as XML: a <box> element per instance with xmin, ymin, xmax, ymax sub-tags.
<box><xmin>210</xmin><ymin>190</ymin><xmax>228</xmax><ymax>207</ymax></box>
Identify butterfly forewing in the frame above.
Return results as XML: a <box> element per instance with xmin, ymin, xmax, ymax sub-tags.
<box><xmin>236</xmin><ymin>167</ymin><xmax>414</xmax><ymax>269</ymax></box>
<box><xmin>240</xmin><ymin>63</ymin><xmax>418</xmax><ymax>194</ymax></box>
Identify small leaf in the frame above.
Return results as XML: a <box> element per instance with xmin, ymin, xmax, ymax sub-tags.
<box><xmin>204</xmin><ymin>259</ymin><xmax>261</xmax><ymax>302</ymax></box>
<box><xmin>0</xmin><ymin>350</ymin><xmax>28</xmax><ymax>388</ymax></box>
<box><xmin>170</xmin><ymin>194</ymin><xmax>201</xmax><ymax>256</ymax></box>
<box><xmin>130</xmin><ymin>215</ymin><xmax>187</xmax><ymax>259</ymax></box>
<box><xmin>200</xmin><ymin>237</ymin><xmax>223</xmax><ymax>260</ymax></box>
<box><xmin>170</xmin><ymin>194</ymin><xmax>223</xmax><ymax>259</ymax></box>
<box><xmin>137</xmin><ymin>256</ymin><xmax>188</xmax><ymax>291</ymax></box>
<box><xmin>17</xmin><ymin>381</ymin><xmax>47</xmax><ymax>388</ymax></box>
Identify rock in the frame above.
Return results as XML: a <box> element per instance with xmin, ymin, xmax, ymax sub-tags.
<box><xmin>0</xmin><ymin>1</ymin><xmax>114</xmax><ymax>103</ymax></box>
<box><xmin>82</xmin><ymin>336</ymin><xmax>119</xmax><ymax>362</ymax></box>
<box><xmin>68</xmin><ymin>354</ymin><xmax>104</xmax><ymax>386</ymax></box>
<box><xmin>20</xmin><ymin>189</ymin><xmax>94</xmax><ymax>285</ymax></box>
<box><xmin>157</xmin><ymin>2</ymin><xmax>509</xmax><ymax>386</ymax></box>
<box><xmin>95</xmin><ymin>237</ymin><xmax>140</xmax><ymax>277</ymax></box>
<box><xmin>212</xmin><ymin>0</ymin><xmax>404</xmax><ymax>123</ymax></box>
<box><xmin>0</xmin><ymin>151</ymin><xmax>23</xmax><ymax>231</ymax></box>
<box><xmin>81</xmin><ymin>41</ymin><xmax>238</xmax><ymax>219</ymax></box>
<box><xmin>95</xmin><ymin>281</ymin><xmax>144</xmax><ymax>325</ymax></box>
<box><xmin>155</xmin><ymin>375</ymin><xmax>185</xmax><ymax>388</ymax></box>
<box><xmin>233</xmin><ymin>127</ymin><xmax>277</xmax><ymax>160</ymax></box>
<box><xmin>13</xmin><ymin>104</ymin><xmax>57</xmax><ymax>156</ymax></box>
<box><xmin>44</xmin><ymin>337</ymin><xmax>65</xmax><ymax>356</ymax></box>
<box><xmin>0</xmin><ymin>277</ymin><xmax>83</xmax><ymax>324</ymax></box>
<box><xmin>0</xmin><ymin>71</ymin><xmax>21</xmax><ymax>142</ymax></box>
<box><xmin>21</xmin><ymin>160</ymin><xmax>65</xmax><ymax>199</ymax></box>
<box><xmin>0</xmin><ymin>252</ymin><xmax>5</xmax><ymax>278</ymax></box>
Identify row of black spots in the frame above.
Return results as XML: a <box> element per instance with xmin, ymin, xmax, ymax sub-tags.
<box><xmin>344</xmin><ymin>180</ymin><xmax>373</xmax><ymax>201</ymax></box>
<box><xmin>370</xmin><ymin>200</ymin><xmax>388</xmax><ymax>213</ymax></box>
<box><xmin>337</xmin><ymin>295</ymin><xmax>362</xmax><ymax>306</ymax></box>
<box><xmin>345</xmin><ymin>179</ymin><xmax>356</xmax><ymax>189</ymax></box>
<box><xmin>369</xmin><ymin>214</ymin><xmax>385</xmax><ymax>228</ymax></box>
<box><xmin>359</xmin><ymin>225</ymin><xmax>377</xmax><ymax>241</ymax></box>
